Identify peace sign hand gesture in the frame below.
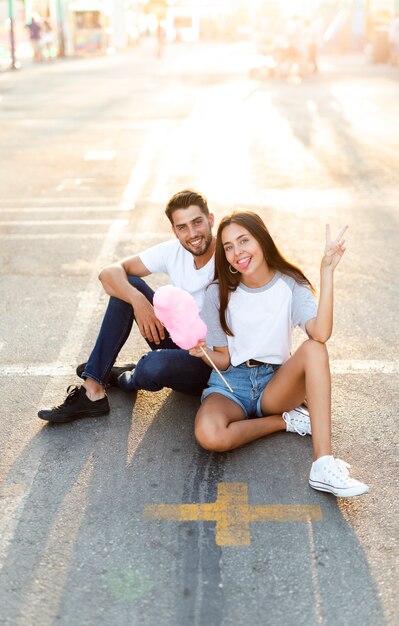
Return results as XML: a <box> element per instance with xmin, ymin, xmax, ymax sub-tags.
<box><xmin>322</xmin><ymin>224</ymin><xmax>348</xmax><ymax>271</ymax></box>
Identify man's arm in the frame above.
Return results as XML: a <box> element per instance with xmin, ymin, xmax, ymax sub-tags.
<box><xmin>98</xmin><ymin>255</ymin><xmax>165</xmax><ymax>344</ymax></box>
<box><xmin>99</xmin><ymin>255</ymin><xmax>150</xmax><ymax>299</ymax></box>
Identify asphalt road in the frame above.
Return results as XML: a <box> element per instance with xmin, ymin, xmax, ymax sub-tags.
<box><xmin>0</xmin><ymin>40</ymin><xmax>398</xmax><ymax>626</ymax></box>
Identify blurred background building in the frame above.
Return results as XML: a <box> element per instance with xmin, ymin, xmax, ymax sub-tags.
<box><xmin>1</xmin><ymin>0</ymin><xmax>399</xmax><ymax>68</ymax></box>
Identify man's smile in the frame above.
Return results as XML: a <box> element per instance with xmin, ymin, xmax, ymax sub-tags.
<box><xmin>188</xmin><ymin>237</ymin><xmax>203</xmax><ymax>247</ymax></box>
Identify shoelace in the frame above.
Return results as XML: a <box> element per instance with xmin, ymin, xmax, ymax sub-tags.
<box><xmin>332</xmin><ymin>458</ymin><xmax>351</xmax><ymax>478</ymax></box>
<box><xmin>56</xmin><ymin>385</ymin><xmax>80</xmax><ymax>408</ymax></box>
<box><xmin>284</xmin><ymin>413</ymin><xmax>308</xmax><ymax>436</ymax></box>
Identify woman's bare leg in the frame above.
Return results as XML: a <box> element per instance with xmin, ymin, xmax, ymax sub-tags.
<box><xmin>195</xmin><ymin>393</ymin><xmax>285</xmax><ymax>452</ymax></box>
<box><xmin>261</xmin><ymin>339</ymin><xmax>332</xmax><ymax>460</ymax></box>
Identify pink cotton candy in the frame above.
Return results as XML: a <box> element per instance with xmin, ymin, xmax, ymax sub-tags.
<box><xmin>153</xmin><ymin>285</ymin><xmax>207</xmax><ymax>350</ymax></box>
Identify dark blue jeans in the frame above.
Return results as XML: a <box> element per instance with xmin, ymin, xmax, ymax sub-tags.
<box><xmin>82</xmin><ymin>276</ymin><xmax>211</xmax><ymax>396</ymax></box>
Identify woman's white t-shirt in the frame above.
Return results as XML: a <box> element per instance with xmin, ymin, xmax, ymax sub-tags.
<box><xmin>139</xmin><ymin>239</ymin><xmax>215</xmax><ymax>312</ymax></box>
<box><xmin>201</xmin><ymin>272</ymin><xmax>317</xmax><ymax>366</ymax></box>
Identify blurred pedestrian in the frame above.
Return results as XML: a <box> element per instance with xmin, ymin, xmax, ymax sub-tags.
<box><xmin>156</xmin><ymin>21</ymin><xmax>166</xmax><ymax>58</ymax></box>
<box><xmin>41</xmin><ymin>19</ymin><xmax>55</xmax><ymax>60</ymax></box>
<box><xmin>284</xmin><ymin>15</ymin><xmax>304</xmax><ymax>74</ymax></box>
<box><xmin>37</xmin><ymin>190</ymin><xmax>215</xmax><ymax>424</ymax></box>
<box><xmin>26</xmin><ymin>16</ymin><xmax>42</xmax><ymax>62</ymax></box>
<box><xmin>303</xmin><ymin>17</ymin><xmax>323</xmax><ymax>74</ymax></box>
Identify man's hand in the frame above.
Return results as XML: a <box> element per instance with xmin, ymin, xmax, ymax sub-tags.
<box><xmin>133</xmin><ymin>292</ymin><xmax>165</xmax><ymax>345</ymax></box>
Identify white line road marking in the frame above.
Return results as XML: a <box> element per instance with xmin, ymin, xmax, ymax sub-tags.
<box><xmin>119</xmin><ymin>126</ymin><xmax>164</xmax><ymax>210</ymax></box>
<box><xmin>0</xmin><ymin>360</ymin><xmax>398</xmax><ymax>377</ymax></box>
<box><xmin>0</xmin><ymin>206</ymin><xmax>122</xmax><ymax>213</ymax></box>
<box><xmin>0</xmin><ymin>122</ymin><xmax>166</xmax><ymax>573</ymax></box>
<box><xmin>84</xmin><ymin>150</ymin><xmax>116</xmax><ymax>161</ymax></box>
<box><xmin>0</xmin><ymin>219</ymin><xmax>129</xmax><ymax>226</ymax></box>
<box><xmin>0</xmin><ymin>197</ymin><xmax>118</xmax><ymax>204</ymax></box>
<box><xmin>56</xmin><ymin>178</ymin><xmax>99</xmax><ymax>190</ymax></box>
<box><xmin>330</xmin><ymin>360</ymin><xmax>399</xmax><ymax>374</ymax></box>
<box><xmin>12</xmin><ymin>120</ymin><xmax>153</xmax><ymax>130</ymax></box>
<box><xmin>0</xmin><ymin>233</ymin><xmax>163</xmax><ymax>241</ymax></box>
<box><xmin>1</xmin><ymin>365</ymin><xmax>76</xmax><ymax>376</ymax></box>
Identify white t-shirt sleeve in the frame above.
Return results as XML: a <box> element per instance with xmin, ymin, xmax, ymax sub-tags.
<box><xmin>291</xmin><ymin>281</ymin><xmax>318</xmax><ymax>333</ymax></box>
<box><xmin>137</xmin><ymin>239</ymin><xmax>214</xmax><ymax>312</ymax></box>
<box><xmin>200</xmin><ymin>283</ymin><xmax>227</xmax><ymax>348</ymax></box>
<box><xmin>138</xmin><ymin>240</ymin><xmax>174</xmax><ymax>274</ymax></box>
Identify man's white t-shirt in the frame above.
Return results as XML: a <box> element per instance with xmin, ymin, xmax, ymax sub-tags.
<box><xmin>201</xmin><ymin>272</ymin><xmax>317</xmax><ymax>366</ymax></box>
<box><xmin>139</xmin><ymin>240</ymin><xmax>215</xmax><ymax>312</ymax></box>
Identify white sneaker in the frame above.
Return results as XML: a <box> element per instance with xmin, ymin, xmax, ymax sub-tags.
<box><xmin>283</xmin><ymin>406</ymin><xmax>311</xmax><ymax>436</ymax></box>
<box><xmin>309</xmin><ymin>456</ymin><xmax>369</xmax><ymax>498</ymax></box>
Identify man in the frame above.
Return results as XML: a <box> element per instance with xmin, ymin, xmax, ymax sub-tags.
<box><xmin>38</xmin><ymin>190</ymin><xmax>215</xmax><ymax>423</ymax></box>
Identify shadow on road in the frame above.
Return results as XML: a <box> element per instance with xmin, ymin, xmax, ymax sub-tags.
<box><xmin>0</xmin><ymin>391</ymin><xmax>385</xmax><ymax>626</ymax></box>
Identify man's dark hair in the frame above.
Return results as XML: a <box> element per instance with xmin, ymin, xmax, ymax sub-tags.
<box><xmin>165</xmin><ymin>189</ymin><xmax>210</xmax><ymax>224</ymax></box>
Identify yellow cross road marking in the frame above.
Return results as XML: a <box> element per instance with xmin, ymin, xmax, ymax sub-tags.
<box><xmin>144</xmin><ymin>482</ymin><xmax>323</xmax><ymax>546</ymax></box>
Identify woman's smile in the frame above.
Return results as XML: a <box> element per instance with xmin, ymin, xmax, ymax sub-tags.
<box><xmin>236</xmin><ymin>255</ymin><xmax>251</xmax><ymax>271</ymax></box>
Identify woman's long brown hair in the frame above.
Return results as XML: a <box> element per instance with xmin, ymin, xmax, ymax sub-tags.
<box><xmin>215</xmin><ymin>211</ymin><xmax>315</xmax><ymax>336</ymax></box>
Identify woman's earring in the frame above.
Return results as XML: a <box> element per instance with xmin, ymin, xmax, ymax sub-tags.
<box><xmin>229</xmin><ymin>264</ymin><xmax>238</xmax><ymax>274</ymax></box>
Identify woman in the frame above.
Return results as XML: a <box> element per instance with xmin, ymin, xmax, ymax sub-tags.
<box><xmin>190</xmin><ymin>211</ymin><xmax>368</xmax><ymax>498</ymax></box>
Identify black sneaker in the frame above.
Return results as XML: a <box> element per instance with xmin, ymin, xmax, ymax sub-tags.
<box><xmin>38</xmin><ymin>385</ymin><xmax>110</xmax><ymax>423</ymax></box>
<box><xmin>76</xmin><ymin>363</ymin><xmax>136</xmax><ymax>388</ymax></box>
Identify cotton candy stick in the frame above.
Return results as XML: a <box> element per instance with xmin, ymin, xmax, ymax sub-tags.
<box><xmin>199</xmin><ymin>346</ymin><xmax>234</xmax><ymax>393</ymax></box>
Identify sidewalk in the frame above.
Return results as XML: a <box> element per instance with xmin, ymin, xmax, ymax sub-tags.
<box><xmin>320</xmin><ymin>52</ymin><xmax>399</xmax><ymax>79</ymax></box>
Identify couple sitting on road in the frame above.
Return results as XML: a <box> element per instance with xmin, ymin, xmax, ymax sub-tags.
<box><xmin>38</xmin><ymin>189</ymin><xmax>369</xmax><ymax>499</ymax></box>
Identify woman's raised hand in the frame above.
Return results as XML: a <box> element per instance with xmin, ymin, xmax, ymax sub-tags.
<box><xmin>322</xmin><ymin>224</ymin><xmax>348</xmax><ymax>271</ymax></box>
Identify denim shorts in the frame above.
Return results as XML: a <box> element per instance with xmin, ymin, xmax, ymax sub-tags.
<box><xmin>201</xmin><ymin>362</ymin><xmax>280</xmax><ymax>418</ymax></box>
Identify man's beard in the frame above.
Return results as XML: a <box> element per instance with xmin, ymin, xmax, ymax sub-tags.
<box><xmin>184</xmin><ymin>232</ymin><xmax>213</xmax><ymax>257</ymax></box>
